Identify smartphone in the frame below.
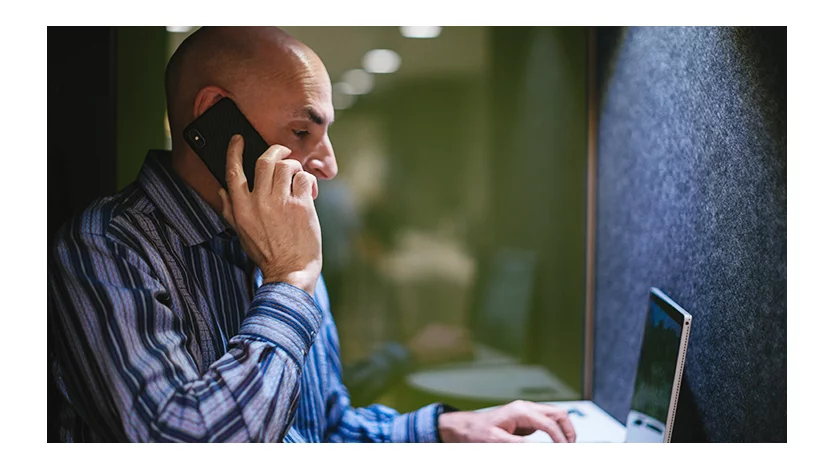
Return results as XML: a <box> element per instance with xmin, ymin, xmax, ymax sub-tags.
<box><xmin>182</xmin><ymin>97</ymin><xmax>269</xmax><ymax>191</ymax></box>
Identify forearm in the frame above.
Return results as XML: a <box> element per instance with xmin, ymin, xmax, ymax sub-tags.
<box><xmin>145</xmin><ymin>282</ymin><xmax>322</xmax><ymax>442</ymax></box>
<box><xmin>52</xmin><ymin>260</ymin><xmax>322</xmax><ymax>442</ymax></box>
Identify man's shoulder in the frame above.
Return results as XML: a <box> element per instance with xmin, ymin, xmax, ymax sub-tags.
<box><xmin>53</xmin><ymin>183</ymin><xmax>155</xmax><ymax>251</ymax></box>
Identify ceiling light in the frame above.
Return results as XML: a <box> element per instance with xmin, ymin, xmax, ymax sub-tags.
<box><xmin>166</xmin><ymin>26</ymin><xmax>192</xmax><ymax>33</ymax></box>
<box><xmin>341</xmin><ymin>69</ymin><xmax>374</xmax><ymax>95</ymax></box>
<box><xmin>332</xmin><ymin>83</ymin><xmax>357</xmax><ymax>110</ymax></box>
<box><xmin>363</xmin><ymin>49</ymin><xmax>401</xmax><ymax>74</ymax></box>
<box><xmin>399</xmin><ymin>26</ymin><xmax>442</xmax><ymax>38</ymax></box>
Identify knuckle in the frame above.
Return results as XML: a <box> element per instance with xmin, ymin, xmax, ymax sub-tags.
<box><xmin>270</xmin><ymin>144</ymin><xmax>292</xmax><ymax>157</ymax></box>
<box><xmin>297</xmin><ymin>171</ymin><xmax>313</xmax><ymax>184</ymax></box>
<box><xmin>256</xmin><ymin>201</ymin><xmax>272</xmax><ymax>215</ymax></box>
<box><xmin>255</xmin><ymin>160</ymin><xmax>273</xmax><ymax>176</ymax></box>
<box><xmin>284</xmin><ymin>159</ymin><xmax>303</xmax><ymax>171</ymax></box>
<box><xmin>226</xmin><ymin>168</ymin><xmax>239</xmax><ymax>181</ymax></box>
<box><xmin>256</xmin><ymin>153</ymin><xmax>275</xmax><ymax>167</ymax></box>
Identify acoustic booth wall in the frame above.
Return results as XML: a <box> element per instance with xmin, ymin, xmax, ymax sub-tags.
<box><xmin>592</xmin><ymin>27</ymin><xmax>786</xmax><ymax>442</ymax></box>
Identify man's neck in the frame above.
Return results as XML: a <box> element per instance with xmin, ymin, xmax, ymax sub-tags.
<box><xmin>171</xmin><ymin>147</ymin><xmax>224</xmax><ymax>215</ymax></box>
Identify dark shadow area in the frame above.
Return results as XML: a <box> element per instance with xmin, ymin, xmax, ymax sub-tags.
<box><xmin>48</xmin><ymin>26</ymin><xmax>118</xmax><ymax>443</ymax></box>
<box><xmin>670</xmin><ymin>374</ymin><xmax>708</xmax><ymax>442</ymax></box>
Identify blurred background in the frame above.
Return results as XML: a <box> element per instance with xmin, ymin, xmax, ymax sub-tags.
<box><xmin>48</xmin><ymin>26</ymin><xmax>590</xmax><ymax>415</ymax></box>
<box><xmin>48</xmin><ymin>26</ymin><xmax>786</xmax><ymax>442</ymax></box>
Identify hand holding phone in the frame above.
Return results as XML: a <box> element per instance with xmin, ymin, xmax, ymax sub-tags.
<box><xmin>183</xmin><ymin>97</ymin><xmax>270</xmax><ymax>191</ymax></box>
<box><xmin>183</xmin><ymin>97</ymin><xmax>322</xmax><ymax>296</ymax></box>
<box><xmin>218</xmin><ymin>135</ymin><xmax>322</xmax><ymax>296</ymax></box>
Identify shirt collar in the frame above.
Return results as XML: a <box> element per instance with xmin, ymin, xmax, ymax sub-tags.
<box><xmin>137</xmin><ymin>149</ymin><xmax>230</xmax><ymax>247</ymax></box>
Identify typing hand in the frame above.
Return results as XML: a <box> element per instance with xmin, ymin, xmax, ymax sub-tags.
<box><xmin>438</xmin><ymin>400</ymin><xmax>576</xmax><ymax>443</ymax></box>
<box><xmin>218</xmin><ymin>135</ymin><xmax>322</xmax><ymax>296</ymax></box>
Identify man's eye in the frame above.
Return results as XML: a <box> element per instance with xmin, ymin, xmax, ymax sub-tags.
<box><xmin>293</xmin><ymin>129</ymin><xmax>309</xmax><ymax>138</ymax></box>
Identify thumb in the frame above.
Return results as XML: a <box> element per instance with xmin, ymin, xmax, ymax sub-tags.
<box><xmin>218</xmin><ymin>188</ymin><xmax>236</xmax><ymax>228</ymax></box>
<box><xmin>490</xmin><ymin>427</ymin><xmax>526</xmax><ymax>443</ymax></box>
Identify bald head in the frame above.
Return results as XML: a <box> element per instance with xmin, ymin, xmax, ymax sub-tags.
<box><xmin>163</xmin><ymin>26</ymin><xmax>338</xmax><ymax>211</ymax></box>
<box><xmin>165</xmin><ymin>26</ymin><xmax>327</xmax><ymax>145</ymax></box>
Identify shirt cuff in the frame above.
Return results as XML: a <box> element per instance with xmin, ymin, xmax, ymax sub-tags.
<box><xmin>391</xmin><ymin>402</ymin><xmax>445</xmax><ymax>443</ymax></box>
<box><xmin>237</xmin><ymin>282</ymin><xmax>323</xmax><ymax>368</ymax></box>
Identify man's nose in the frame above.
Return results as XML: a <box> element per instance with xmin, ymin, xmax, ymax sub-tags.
<box><xmin>305</xmin><ymin>142</ymin><xmax>338</xmax><ymax>180</ymax></box>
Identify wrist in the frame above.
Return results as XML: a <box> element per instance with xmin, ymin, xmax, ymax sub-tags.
<box><xmin>263</xmin><ymin>272</ymin><xmax>316</xmax><ymax>296</ymax></box>
<box><xmin>436</xmin><ymin>407</ymin><xmax>464</xmax><ymax>443</ymax></box>
<box><xmin>242</xmin><ymin>282</ymin><xmax>324</xmax><ymax>356</ymax></box>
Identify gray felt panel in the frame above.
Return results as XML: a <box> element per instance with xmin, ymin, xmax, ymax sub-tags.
<box><xmin>592</xmin><ymin>27</ymin><xmax>786</xmax><ymax>442</ymax></box>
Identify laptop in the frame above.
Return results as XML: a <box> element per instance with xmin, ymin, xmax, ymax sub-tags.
<box><xmin>521</xmin><ymin>287</ymin><xmax>693</xmax><ymax>443</ymax></box>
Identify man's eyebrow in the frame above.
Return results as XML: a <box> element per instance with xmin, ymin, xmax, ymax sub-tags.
<box><xmin>296</xmin><ymin>107</ymin><xmax>327</xmax><ymax>126</ymax></box>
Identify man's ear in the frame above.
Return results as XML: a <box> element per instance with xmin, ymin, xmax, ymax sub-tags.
<box><xmin>192</xmin><ymin>86</ymin><xmax>230</xmax><ymax>120</ymax></box>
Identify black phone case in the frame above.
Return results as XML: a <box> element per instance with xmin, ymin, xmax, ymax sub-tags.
<box><xmin>182</xmin><ymin>97</ymin><xmax>269</xmax><ymax>191</ymax></box>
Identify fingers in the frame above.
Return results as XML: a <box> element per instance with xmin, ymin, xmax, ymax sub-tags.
<box><xmin>534</xmin><ymin>404</ymin><xmax>576</xmax><ymax>443</ymax></box>
<box><xmin>490</xmin><ymin>428</ymin><xmax>525</xmax><ymax>443</ymax></box>
<box><xmin>524</xmin><ymin>411</ymin><xmax>568</xmax><ymax>443</ymax></box>
<box><xmin>292</xmin><ymin>171</ymin><xmax>318</xmax><ymax>200</ymax></box>
<box><xmin>500</xmin><ymin>401</ymin><xmax>574</xmax><ymax>443</ymax></box>
<box><xmin>225</xmin><ymin>135</ymin><xmax>249</xmax><ymax>204</ymax></box>
<box><xmin>274</xmin><ymin>158</ymin><xmax>304</xmax><ymax>196</ymax></box>
<box><xmin>252</xmin><ymin>146</ymin><xmax>284</xmax><ymax>196</ymax></box>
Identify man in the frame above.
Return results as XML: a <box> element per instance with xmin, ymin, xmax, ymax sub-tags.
<box><xmin>48</xmin><ymin>26</ymin><xmax>575</xmax><ymax>443</ymax></box>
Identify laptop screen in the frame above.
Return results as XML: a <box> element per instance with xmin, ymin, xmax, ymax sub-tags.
<box><xmin>625</xmin><ymin>288</ymin><xmax>691</xmax><ymax>443</ymax></box>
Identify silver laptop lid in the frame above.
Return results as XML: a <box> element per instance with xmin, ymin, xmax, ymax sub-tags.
<box><xmin>625</xmin><ymin>287</ymin><xmax>693</xmax><ymax>443</ymax></box>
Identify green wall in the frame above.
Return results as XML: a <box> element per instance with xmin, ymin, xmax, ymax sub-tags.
<box><xmin>487</xmin><ymin>27</ymin><xmax>589</xmax><ymax>394</ymax></box>
<box><xmin>116</xmin><ymin>26</ymin><xmax>168</xmax><ymax>189</ymax></box>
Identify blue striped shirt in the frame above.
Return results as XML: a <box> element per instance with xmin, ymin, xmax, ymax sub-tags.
<box><xmin>48</xmin><ymin>150</ymin><xmax>443</xmax><ymax>442</ymax></box>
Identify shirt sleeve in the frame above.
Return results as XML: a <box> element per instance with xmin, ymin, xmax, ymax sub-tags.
<box><xmin>49</xmin><ymin>226</ymin><xmax>322</xmax><ymax>442</ymax></box>
<box><xmin>312</xmin><ymin>279</ymin><xmax>444</xmax><ymax>443</ymax></box>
